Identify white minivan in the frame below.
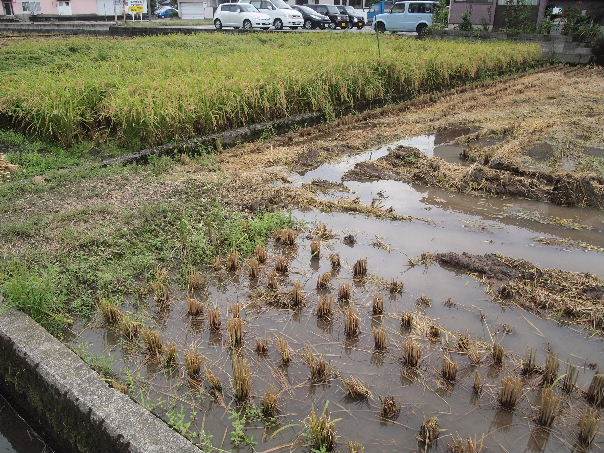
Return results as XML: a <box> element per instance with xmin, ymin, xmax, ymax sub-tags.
<box><xmin>374</xmin><ymin>1</ymin><xmax>436</xmax><ymax>34</ymax></box>
<box><xmin>214</xmin><ymin>3</ymin><xmax>272</xmax><ymax>30</ymax></box>
<box><xmin>239</xmin><ymin>0</ymin><xmax>303</xmax><ymax>30</ymax></box>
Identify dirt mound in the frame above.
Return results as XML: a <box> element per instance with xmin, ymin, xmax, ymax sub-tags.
<box><xmin>433</xmin><ymin>252</ymin><xmax>604</xmax><ymax>333</ymax></box>
<box><xmin>343</xmin><ymin>146</ymin><xmax>604</xmax><ymax>209</ymax></box>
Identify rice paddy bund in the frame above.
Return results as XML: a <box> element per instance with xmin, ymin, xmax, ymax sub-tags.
<box><xmin>0</xmin><ymin>34</ymin><xmax>541</xmax><ymax>146</ymax></box>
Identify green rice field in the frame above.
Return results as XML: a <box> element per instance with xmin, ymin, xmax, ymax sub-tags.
<box><xmin>0</xmin><ymin>34</ymin><xmax>542</xmax><ymax>147</ymax></box>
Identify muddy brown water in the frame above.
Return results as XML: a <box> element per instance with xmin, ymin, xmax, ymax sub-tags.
<box><xmin>71</xmin><ymin>133</ymin><xmax>604</xmax><ymax>452</ymax></box>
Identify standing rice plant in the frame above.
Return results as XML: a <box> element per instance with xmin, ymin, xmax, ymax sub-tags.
<box><xmin>310</xmin><ymin>239</ymin><xmax>321</xmax><ymax>258</ymax></box>
<box><xmin>338</xmin><ymin>283</ymin><xmax>352</xmax><ymax>302</ymax></box>
<box><xmin>536</xmin><ymin>387</ymin><xmax>560</xmax><ymax>428</ymax></box>
<box><xmin>99</xmin><ymin>299</ymin><xmax>122</xmax><ymax>325</ymax></box>
<box><xmin>352</xmin><ymin>259</ymin><xmax>367</xmax><ymax>279</ymax></box>
<box><xmin>254</xmin><ymin>244</ymin><xmax>268</xmax><ymax>263</ymax></box>
<box><xmin>330</xmin><ymin>253</ymin><xmax>341</xmax><ymax>270</ymax></box>
<box><xmin>561</xmin><ymin>363</ymin><xmax>578</xmax><ymax>394</ymax></box>
<box><xmin>492</xmin><ymin>342</ymin><xmax>504</xmax><ymax>366</ymax></box>
<box><xmin>344</xmin><ymin>306</ymin><xmax>360</xmax><ymax>338</ymax></box>
<box><xmin>185</xmin><ymin>349</ymin><xmax>204</xmax><ymax>379</ymax></box>
<box><xmin>290</xmin><ymin>281</ymin><xmax>305</xmax><ymax>307</ymax></box>
<box><xmin>541</xmin><ymin>352</ymin><xmax>559</xmax><ymax>387</ymax></box>
<box><xmin>208</xmin><ymin>306</ymin><xmax>221</xmax><ymax>331</ymax></box>
<box><xmin>441</xmin><ymin>355</ymin><xmax>458</xmax><ymax>382</ymax></box>
<box><xmin>142</xmin><ymin>328</ymin><xmax>163</xmax><ymax>359</ymax></box>
<box><xmin>372</xmin><ymin>295</ymin><xmax>383</xmax><ymax>315</ymax></box>
<box><xmin>276</xmin><ymin>336</ymin><xmax>292</xmax><ymax>366</ymax></box>
<box><xmin>227</xmin><ymin>317</ymin><xmax>244</xmax><ymax>348</ymax></box>
<box><xmin>418</xmin><ymin>416</ymin><xmax>439</xmax><ymax>447</ymax></box>
<box><xmin>231</xmin><ymin>355</ymin><xmax>252</xmax><ymax>401</ymax></box>
<box><xmin>586</xmin><ymin>373</ymin><xmax>604</xmax><ymax>407</ymax></box>
<box><xmin>403</xmin><ymin>339</ymin><xmax>421</xmax><ymax>367</ymax></box>
<box><xmin>373</xmin><ymin>327</ymin><xmax>387</xmax><ymax>351</ymax></box>
<box><xmin>317</xmin><ymin>295</ymin><xmax>334</xmax><ymax>320</ymax></box>
<box><xmin>316</xmin><ymin>272</ymin><xmax>332</xmax><ymax>290</ymax></box>
<box><xmin>521</xmin><ymin>348</ymin><xmax>537</xmax><ymax>375</ymax></box>
<box><xmin>499</xmin><ymin>376</ymin><xmax>523</xmax><ymax>410</ymax></box>
<box><xmin>577</xmin><ymin>408</ymin><xmax>599</xmax><ymax>447</ymax></box>
<box><xmin>261</xmin><ymin>389</ymin><xmax>280</xmax><ymax>418</ymax></box>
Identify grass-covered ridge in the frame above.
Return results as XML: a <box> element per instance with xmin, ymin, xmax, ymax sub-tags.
<box><xmin>0</xmin><ymin>34</ymin><xmax>542</xmax><ymax>147</ymax></box>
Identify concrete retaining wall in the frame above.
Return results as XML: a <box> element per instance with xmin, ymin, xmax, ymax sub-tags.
<box><xmin>0</xmin><ymin>308</ymin><xmax>200</xmax><ymax>453</ymax></box>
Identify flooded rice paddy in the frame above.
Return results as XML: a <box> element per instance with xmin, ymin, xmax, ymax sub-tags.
<box><xmin>72</xmin><ymin>131</ymin><xmax>603</xmax><ymax>452</ymax></box>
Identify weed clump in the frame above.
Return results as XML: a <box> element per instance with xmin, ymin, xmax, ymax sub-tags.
<box><xmin>416</xmin><ymin>294</ymin><xmax>432</xmax><ymax>307</ymax></box>
<box><xmin>330</xmin><ymin>253</ymin><xmax>341</xmax><ymax>270</ymax></box>
<box><xmin>342</xmin><ymin>376</ymin><xmax>371</xmax><ymax>400</ymax></box>
<box><xmin>119</xmin><ymin>315</ymin><xmax>141</xmax><ymax>340</ymax></box>
<box><xmin>418</xmin><ymin>416</ymin><xmax>439</xmax><ymax>447</ymax></box>
<box><xmin>306</xmin><ymin>404</ymin><xmax>337</xmax><ymax>452</ymax></box>
<box><xmin>261</xmin><ymin>389</ymin><xmax>279</xmax><ymax>418</ymax></box>
<box><xmin>142</xmin><ymin>328</ymin><xmax>163</xmax><ymax>358</ymax></box>
<box><xmin>232</xmin><ymin>355</ymin><xmax>252</xmax><ymax>401</ymax></box>
<box><xmin>499</xmin><ymin>376</ymin><xmax>523</xmax><ymax>410</ymax></box>
<box><xmin>536</xmin><ymin>387</ymin><xmax>560</xmax><ymax>427</ymax></box>
<box><xmin>185</xmin><ymin>349</ymin><xmax>204</xmax><ymax>379</ymax></box>
<box><xmin>373</xmin><ymin>327</ymin><xmax>387</xmax><ymax>351</ymax></box>
<box><xmin>372</xmin><ymin>295</ymin><xmax>383</xmax><ymax>315</ymax></box>
<box><xmin>338</xmin><ymin>283</ymin><xmax>352</xmax><ymax>302</ymax></box>
<box><xmin>317</xmin><ymin>295</ymin><xmax>334</xmax><ymax>320</ymax></box>
<box><xmin>403</xmin><ymin>339</ymin><xmax>421</xmax><ymax>367</ymax></box>
<box><xmin>380</xmin><ymin>396</ymin><xmax>400</xmax><ymax>420</ymax></box>
<box><xmin>428</xmin><ymin>325</ymin><xmax>441</xmax><ymax>341</ymax></box>
<box><xmin>227</xmin><ymin>317</ymin><xmax>244</xmax><ymax>348</ymax></box>
<box><xmin>187</xmin><ymin>296</ymin><xmax>203</xmax><ymax>317</ymax></box>
<box><xmin>255</xmin><ymin>338</ymin><xmax>269</xmax><ymax>356</ymax></box>
<box><xmin>99</xmin><ymin>299</ymin><xmax>122</xmax><ymax>325</ymax></box>
<box><xmin>352</xmin><ymin>259</ymin><xmax>367</xmax><ymax>279</ymax></box>
<box><xmin>254</xmin><ymin>245</ymin><xmax>268</xmax><ymax>264</ymax></box>
<box><xmin>344</xmin><ymin>307</ymin><xmax>360</xmax><ymax>338</ymax></box>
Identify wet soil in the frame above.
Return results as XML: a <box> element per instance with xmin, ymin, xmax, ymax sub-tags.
<box><xmin>72</xmin><ymin>129</ymin><xmax>604</xmax><ymax>452</ymax></box>
<box><xmin>344</xmin><ymin>146</ymin><xmax>604</xmax><ymax>209</ymax></box>
<box><xmin>433</xmin><ymin>252</ymin><xmax>604</xmax><ymax>333</ymax></box>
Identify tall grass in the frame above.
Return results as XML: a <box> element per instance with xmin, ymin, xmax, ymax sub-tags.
<box><xmin>0</xmin><ymin>34</ymin><xmax>542</xmax><ymax>147</ymax></box>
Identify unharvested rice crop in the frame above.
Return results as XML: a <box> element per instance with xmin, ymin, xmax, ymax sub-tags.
<box><xmin>0</xmin><ymin>34</ymin><xmax>542</xmax><ymax>147</ymax></box>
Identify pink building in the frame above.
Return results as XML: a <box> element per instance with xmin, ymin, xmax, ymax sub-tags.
<box><xmin>1</xmin><ymin>0</ymin><xmax>119</xmax><ymax>16</ymax></box>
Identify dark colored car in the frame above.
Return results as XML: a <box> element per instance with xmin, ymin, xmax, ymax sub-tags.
<box><xmin>306</xmin><ymin>4</ymin><xmax>349</xmax><ymax>29</ymax></box>
<box><xmin>336</xmin><ymin>5</ymin><xmax>365</xmax><ymax>29</ymax></box>
<box><xmin>292</xmin><ymin>5</ymin><xmax>332</xmax><ymax>29</ymax></box>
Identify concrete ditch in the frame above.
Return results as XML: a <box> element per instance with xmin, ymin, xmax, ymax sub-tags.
<box><xmin>0</xmin><ymin>308</ymin><xmax>201</xmax><ymax>453</ymax></box>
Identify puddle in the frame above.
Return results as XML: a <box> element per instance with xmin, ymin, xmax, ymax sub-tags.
<box><xmin>72</xmin><ymin>133</ymin><xmax>604</xmax><ymax>452</ymax></box>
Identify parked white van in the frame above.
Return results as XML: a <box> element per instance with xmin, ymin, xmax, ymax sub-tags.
<box><xmin>239</xmin><ymin>0</ymin><xmax>303</xmax><ymax>30</ymax></box>
<box><xmin>214</xmin><ymin>3</ymin><xmax>272</xmax><ymax>30</ymax></box>
<box><xmin>374</xmin><ymin>1</ymin><xmax>436</xmax><ymax>34</ymax></box>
